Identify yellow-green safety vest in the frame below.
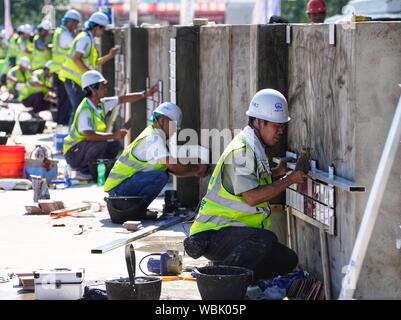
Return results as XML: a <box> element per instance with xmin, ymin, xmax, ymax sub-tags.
<box><xmin>17</xmin><ymin>37</ymin><xmax>33</xmax><ymax>61</ymax></box>
<box><xmin>190</xmin><ymin>135</ymin><xmax>273</xmax><ymax>236</ymax></box>
<box><xmin>63</xmin><ymin>98</ymin><xmax>107</xmax><ymax>154</ymax></box>
<box><xmin>19</xmin><ymin>69</ymin><xmax>51</xmax><ymax>101</ymax></box>
<box><xmin>50</xmin><ymin>26</ymin><xmax>70</xmax><ymax>74</ymax></box>
<box><xmin>104</xmin><ymin>125</ymin><xmax>168</xmax><ymax>192</ymax></box>
<box><xmin>31</xmin><ymin>35</ymin><xmax>51</xmax><ymax>70</ymax></box>
<box><xmin>58</xmin><ymin>31</ymin><xmax>98</xmax><ymax>87</ymax></box>
<box><xmin>7</xmin><ymin>33</ymin><xmax>19</xmax><ymax>59</ymax></box>
<box><xmin>7</xmin><ymin>65</ymin><xmax>31</xmax><ymax>92</ymax></box>
<box><xmin>0</xmin><ymin>38</ymin><xmax>7</xmax><ymax>59</ymax></box>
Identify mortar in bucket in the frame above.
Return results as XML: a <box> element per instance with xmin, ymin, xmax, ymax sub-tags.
<box><xmin>106</xmin><ymin>244</ymin><xmax>162</xmax><ymax>300</ymax></box>
<box><xmin>194</xmin><ymin>265</ymin><xmax>253</xmax><ymax>300</ymax></box>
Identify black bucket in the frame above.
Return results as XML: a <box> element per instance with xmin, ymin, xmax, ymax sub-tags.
<box><xmin>88</xmin><ymin>159</ymin><xmax>116</xmax><ymax>182</ymax></box>
<box><xmin>37</xmin><ymin>119</ymin><xmax>46</xmax><ymax>133</ymax></box>
<box><xmin>104</xmin><ymin>196</ymin><xmax>146</xmax><ymax>224</ymax></box>
<box><xmin>105</xmin><ymin>244</ymin><xmax>162</xmax><ymax>300</ymax></box>
<box><xmin>195</xmin><ymin>266</ymin><xmax>253</xmax><ymax>300</ymax></box>
<box><xmin>19</xmin><ymin>119</ymin><xmax>46</xmax><ymax>135</ymax></box>
<box><xmin>0</xmin><ymin>120</ymin><xmax>15</xmax><ymax>135</ymax></box>
<box><xmin>0</xmin><ymin>136</ymin><xmax>8</xmax><ymax>145</ymax></box>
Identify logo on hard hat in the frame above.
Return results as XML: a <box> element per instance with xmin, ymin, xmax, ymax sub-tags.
<box><xmin>252</xmin><ymin>102</ymin><xmax>259</xmax><ymax>108</ymax></box>
<box><xmin>275</xmin><ymin>102</ymin><xmax>283</xmax><ymax>112</ymax></box>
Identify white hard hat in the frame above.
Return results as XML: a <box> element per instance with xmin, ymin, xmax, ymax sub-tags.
<box><xmin>38</xmin><ymin>20</ymin><xmax>52</xmax><ymax>31</ymax></box>
<box><xmin>0</xmin><ymin>30</ymin><xmax>5</xmax><ymax>38</ymax></box>
<box><xmin>88</xmin><ymin>11</ymin><xmax>109</xmax><ymax>27</ymax></box>
<box><xmin>246</xmin><ymin>89</ymin><xmax>291</xmax><ymax>123</ymax></box>
<box><xmin>22</xmin><ymin>24</ymin><xmax>33</xmax><ymax>34</ymax></box>
<box><xmin>17</xmin><ymin>25</ymin><xmax>24</xmax><ymax>33</ymax></box>
<box><xmin>82</xmin><ymin>70</ymin><xmax>107</xmax><ymax>89</ymax></box>
<box><xmin>153</xmin><ymin>102</ymin><xmax>183</xmax><ymax>126</ymax></box>
<box><xmin>18</xmin><ymin>56</ymin><xmax>31</xmax><ymax>69</ymax></box>
<box><xmin>64</xmin><ymin>9</ymin><xmax>82</xmax><ymax>22</ymax></box>
<box><xmin>44</xmin><ymin>61</ymin><xmax>52</xmax><ymax>69</ymax></box>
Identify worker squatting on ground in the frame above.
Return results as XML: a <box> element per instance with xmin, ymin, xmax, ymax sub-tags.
<box><xmin>31</xmin><ymin>21</ymin><xmax>52</xmax><ymax>71</ymax></box>
<box><xmin>63</xmin><ymin>70</ymin><xmax>157</xmax><ymax>181</ymax></box>
<box><xmin>184</xmin><ymin>89</ymin><xmax>308</xmax><ymax>280</ymax></box>
<box><xmin>59</xmin><ymin>11</ymin><xmax>119</xmax><ymax>125</ymax></box>
<box><xmin>19</xmin><ymin>61</ymin><xmax>54</xmax><ymax>116</ymax></box>
<box><xmin>104</xmin><ymin>102</ymin><xmax>210</xmax><ymax>214</ymax></box>
<box><xmin>51</xmin><ymin>10</ymin><xmax>81</xmax><ymax>125</ymax></box>
<box><xmin>6</xmin><ymin>56</ymin><xmax>31</xmax><ymax>99</ymax></box>
<box><xmin>306</xmin><ymin>0</ymin><xmax>327</xmax><ymax>23</ymax></box>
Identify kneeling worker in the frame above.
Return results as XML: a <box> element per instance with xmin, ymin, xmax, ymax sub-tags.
<box><xmin>105</xmin><ymin>102</ymin><xmax>209</xmax><ymax>212</ymax></box>
<box><xmin>63</xmin><ymin>70</ymin><xmax>156</xmax><ymax>181</ymax></box>
<box><xmin>184</xmin><ymin>89</ymin><xmax>308</xmax><ymax>280</ymax></box>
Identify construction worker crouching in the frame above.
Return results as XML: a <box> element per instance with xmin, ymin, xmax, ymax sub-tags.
<box><xmin>59</xmin><ymin>11</ymin><xmax>120</xmax><ymax>125</ymax></box>
<box><xmin>31</xmin><ymin>20</ymin><xmax>52</xmax><ymax>71</ymax></box>
<box><xmin>184</xmin><ymin>89</ymin><xmax>307</xmax><ymax>280</ymax></box>
<box><xmin>6</xmin><ymin>56</ymin><xmax>31</xmax><ymax>99</ymax></box>
<box><xmin>19</xmin><ymin>61</ymin><xmax>54</xmax><ymax>116</ymax></box>
<box><xmin>63</xmin><ymin>70</ymin><xmax>156</xmax><ymax>181</ymax></box>
<box><xmin>51</xmin><ymin>9</ymin><xmax>81</xmax><ymax>125</ymax></box>
<box><xmin>104</xmin><ymin>102</ymin><xmax>209</xmax><ymax>215</ymax></box>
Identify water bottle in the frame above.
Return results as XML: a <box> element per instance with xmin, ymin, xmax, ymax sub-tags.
<box><xmin>64</xmin><ymin>164</ymin><xmax>72</xmax><ymax>188</ymax></box>
<box><xmin>97</xmin><ymin>161</ymin><xmax>106</xmax><ymax>187</ymax></box>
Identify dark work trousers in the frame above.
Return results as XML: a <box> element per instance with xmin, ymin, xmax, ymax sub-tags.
<box><xmin>64</xmin><ymin>79</ymin><xmax>85</xmax><ymax>126</ymax></box>
<box><xmin>22</xmin><ymin>92</ymin><xmax>51</xmax><ymax>114</ymax></box>
<box><xmin>54</xmin><ymin>74</ymin><xmax>72</xmax><ymax>125</ymax></box>
<box><xmin>185</xmin><ymin>227</ymin><xmax>298</xmax><ymax>280</ymax></box>
<box><xmin>65</xmin><ymin>140</ymin><xmax>121</xmax><ymax>174</ymax></box>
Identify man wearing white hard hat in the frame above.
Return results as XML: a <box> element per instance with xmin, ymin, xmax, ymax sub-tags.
<box><xmin>17</xmin><ymin>24</ymin><xmax>34</xmax><ymax>62</ymax></box>
<box><xmin>19</xmin><ymin>61</ymin><xmax>54</xmax><ymax>115</ymax></box>
<box><xmin>6</xmin><ymin>26</ymin><xmax>23</xmax><ymax>68</ymax></box>
<box><xmin>105</xmin><ymin>102</ymin><xmax>209</xmax><ymax>217</ymax></box>
<box><xmin>31</xmin><ymin>21</ymin><xmax>52</xmax><ymax>71</ymax></box>
<box><xmin>63</xmin><ymin>70</ymin><xmax>157</xmax><ymax>181</ymax></box>
<box><xmin>59</xmin><ymin>11</ymin><xmax>120</xmax><ymax>126</ymax></box>
<box><xmin>185</xmin><ymin>89</ymin><xmax>308</xmax><ymax>280</ymax></box>
<box><xmin>51</xmin><ymin>9</ymin><xmax>82</xmax><ymax>125</ymax></box>
<box><xmin>6</xmin><ymin>56</ymin><xmax>31</xmax><ymax>98</ymax></box>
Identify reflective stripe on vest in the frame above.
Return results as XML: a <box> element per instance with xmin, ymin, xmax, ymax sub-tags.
<box><xmin>58</xmin><ymin>31</ymin><xmax>98</xmax><ymax>87</ymax></box>
<box><xmin>31</xmin><ymin>35</ymin><xmax>51</xmax><ymax>70</ymax></box>
<box><xmin>50</xmin><ymin>27</ymin><xmax>70</xmax><ymax>74</ymax></box>
<box><xmin>189</xmin><ymin>135</ymin><xmax>272</xmax><ymax>236</ymax></box>
<box><xmin>104</xmin><ymin>125</ymin><xmax>168</xmax><ymax>192</ymax></box>
<box><xmin>63</xmin><ymin>98</ymin><xmax>107</xmax><ymax>154</ymax></box>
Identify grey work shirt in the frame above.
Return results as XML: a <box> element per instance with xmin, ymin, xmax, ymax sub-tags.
<box><xmin>221</xmin><ymin>147</ymin><xmax>260</xmax><ymax>196</ymax></box>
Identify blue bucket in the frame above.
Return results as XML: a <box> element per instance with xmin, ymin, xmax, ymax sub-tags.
<box><xmin>55</xmin><ymin>133</ymin><xmax>68</xmax><ymax>153</ymax></box>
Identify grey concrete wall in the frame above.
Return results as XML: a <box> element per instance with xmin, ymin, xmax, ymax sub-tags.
<box><xmin>146</xmin><ymin>26</ymin><xmax>175</xmax><ymax>103</ymax></box>
<box><xmin>288</xmin><ymin>22</ymin><xmax>401</xmax><ymax>299</ymax></box>
<box><xmin>353</xmin><ymin>22</ymin><xmax>401</xmax><ymax>299</ymax></box>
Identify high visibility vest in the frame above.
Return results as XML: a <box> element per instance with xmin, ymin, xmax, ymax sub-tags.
<box><xmin>7</xmin><ymin>65</ymin><xmax>31</xmax><ymax>92</ymax></box>
<box><xmin>190</xmin><ymin>135</ymin><xmax>273</xmax><ymax>236</ymax></box>
<box><xmin>17</xmin><ymin>37</ymin><xmax>33</xmax><ymax>61</ymax></box>
<box><xmin>31</xmin><ymin>35</ymin><xmax>51</xmax><ymax>70</ymax></box>
<box><xmin>19</xmin><ymin>69</ymin><xmax>51</xmax><ymax>101</ymax></box>
<box><xmin>0</xmin><ymin>38</ymin><xmax>7</xmax><ymax>59</ymax></box>
<box><xmin>7</xmin><ymin>33</ymin><xmax>19</xmax><ymax>59</ymax></box>
<box><xmin>104</xmin><ymin>125</ymin><xmax>168</xmax><ymax>192</ymax></box>
<box><xmin>63</xmin><ymin>98</ymin><xmax>107</xmax><ymax>154</ymax></box>
<box><xmin>58</xmin><ymin>31</ymin><xmax>98</xmax><ymax>87</ymax></box>
<box><xmin>50</xmin><ymin>27</ymin><xmax>70</xmax><ymax>74</ymax></box>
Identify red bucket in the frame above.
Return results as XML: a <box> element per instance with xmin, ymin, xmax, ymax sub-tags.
<box><xmin>0</xmin><ymin>146</ymin><xmax>26</xmax><ymax>178</ymax></box>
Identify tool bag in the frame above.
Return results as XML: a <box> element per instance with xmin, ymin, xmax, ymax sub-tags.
<box><xmin>24</xmin><ymin>145</ymin><xmax>58</xmax><ymax>183</ymax></box>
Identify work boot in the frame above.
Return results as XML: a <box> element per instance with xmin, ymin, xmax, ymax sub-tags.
<box><xmin>74</xmin><ymin>171</ymin><xmax>93</xmax><ymax>181</ymax></box>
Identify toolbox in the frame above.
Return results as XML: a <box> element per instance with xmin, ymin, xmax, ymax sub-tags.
<box><xmin>33</xmin><ymin>268</ymin><xmax>85</xmax><ymax>300</ymax></box>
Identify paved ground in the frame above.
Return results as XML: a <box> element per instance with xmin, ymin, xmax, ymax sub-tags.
<box><xmin>0</xmin><ymin>105</ymin><xmax>207</xmax><ymax>300</ymax></box>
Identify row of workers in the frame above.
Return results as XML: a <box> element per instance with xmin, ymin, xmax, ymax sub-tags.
<box><xmin>62</xmin><ymin>67</ymin><xmax>307</xmax><ymax>280</ymax></box>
